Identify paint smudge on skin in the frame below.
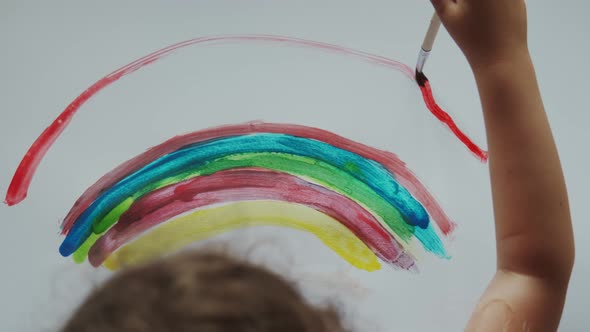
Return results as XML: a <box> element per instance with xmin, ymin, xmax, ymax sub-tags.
<box><xmin>5</xmin><ymin>34</ymin><xmax>487</xmax><ymax>206</ymax></box>
<box><xmin>60</xmin><ymin>123</ymin><xmax>451</xmax><ymax>272</ymax></box>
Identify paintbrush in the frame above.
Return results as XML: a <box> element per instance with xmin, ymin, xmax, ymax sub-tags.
<box><xmin>415</xmin><ymin>12</ymin><xmax>441</xmax><ymax>86</ymax></box>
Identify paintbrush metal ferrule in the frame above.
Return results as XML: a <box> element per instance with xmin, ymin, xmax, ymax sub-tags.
<box><xmin>415</xmin><ymin>13</ymin><xmax>441</xmax><ymax>73</ymax></box>
<box><xmin>416</xmin><ymin>48</ymin><xmax>431</xmax><ymax>73</ymax></box>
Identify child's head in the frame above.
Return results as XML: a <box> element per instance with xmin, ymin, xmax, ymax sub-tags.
<box><xmin>62</xmin><ymin>251</ymin><xmax>344</xmax><ymax>332</ymax></box>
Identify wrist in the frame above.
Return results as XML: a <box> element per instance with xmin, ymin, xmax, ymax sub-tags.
<box><xmin>470</xmin><ymin>47</ymin><xmax>533</xmax><ymax>80</ymax></box>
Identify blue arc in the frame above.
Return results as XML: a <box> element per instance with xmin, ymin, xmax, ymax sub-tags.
<box><xmin>60</xmin><ymin>133</ymin><xmax>430</xmax><ymax>256</ymax></box>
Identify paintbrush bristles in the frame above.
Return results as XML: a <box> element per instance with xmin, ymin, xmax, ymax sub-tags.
<box><xmin>415</xmin><ymin>69</ymin><xmax>429</xmax><ymax>87</ymax></box>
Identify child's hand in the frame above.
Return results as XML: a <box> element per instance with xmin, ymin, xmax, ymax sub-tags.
<box><xmin>431</xmin><ymin>0</ymin><xmax>528</xmax><ymax>70</ymax></box>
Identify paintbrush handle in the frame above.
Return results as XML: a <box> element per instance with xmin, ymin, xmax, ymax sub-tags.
<box><xmin>422</xmin><ymin>13</ymin><xmax>441</xmax><ymax>52</ymax></box>
<box><xmin>416</xmin><ymin>13</ymin><xmax>442</xmax><ymax>73</ymax></box>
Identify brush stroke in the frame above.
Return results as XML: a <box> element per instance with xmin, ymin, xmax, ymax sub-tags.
<box><xmin>85</xmin><ymin>152</ymin><xmax>416</xmax><ymax>245</ymax></box>
<box><xmin>5</xmin><ymin>34</ymin><xmax>487</xmax><ymax>206</ymax></box>
<box><xmin>113</xmin><ymin>152</ymin><xmax>446</xmax><ymax>256</ymax></box>
<box><xmin>65</xmin><ymin>152</ymin><xmax>447</xmax><ymax>262</ymax></box>
<box><xmin>60</xmin><ymin>122</ymin><xmax>455</xmax><ymax>237</ymax></box>
<box><xmin>102</xmin><ymin>200</ymin><xmax>383</xmax><ymax>272</ymax></box>
<box><xmin>59</xmin><ymin>134</ymin><xmax>445</xmax><ymax>257</ymax></box>
<box><xmin>58</xmin><ymin>123</ymin><xmax>452</xmax><ymax>271</ymax></box>
<box><xmin>88</xmin><ymin>168</ymin><xmax>415</xmax><ymax>270</ymax></box>
<box><xmin>418</xmin><ymin>75</ymin><xmax>489</xmax><ymax>161</ymax></box>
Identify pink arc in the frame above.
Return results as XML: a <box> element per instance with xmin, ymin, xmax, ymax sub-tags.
<box><xmin>5</xmin><ymin>34</ymin><xmax>488</xmax><ymax>207</ymax></box>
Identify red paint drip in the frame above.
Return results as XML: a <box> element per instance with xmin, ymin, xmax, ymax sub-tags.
<box><xmin>4</xmin><ymin>34</ymin><xmax>486</xmax><ymax>207</ymax></box>
<box><xmin>419</xmin><ymin>79</ymin><xmax>489</xmax><ymax>162</ymax></box>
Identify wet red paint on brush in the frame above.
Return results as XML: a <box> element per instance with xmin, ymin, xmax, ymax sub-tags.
<box><xmin>416</xmin><ymin>71</ymin><xmax>489</xmax><ymax>162</ymax></box>
<box><xmin>5</xmin><ymin>34</ymin><xmax>487</xmax><ymax>207</ymax></box>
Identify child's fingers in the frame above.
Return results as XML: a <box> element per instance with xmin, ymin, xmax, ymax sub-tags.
<box><xmin>429</xmin><ymin>0</ymin><xmax>459</xmax><ymax>18</ymax></box>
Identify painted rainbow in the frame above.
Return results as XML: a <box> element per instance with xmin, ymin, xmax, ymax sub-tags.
<box><xmin>61</xmin><ymin>122</ymin><xmax>455</xmax><ymax>272</ymax></box>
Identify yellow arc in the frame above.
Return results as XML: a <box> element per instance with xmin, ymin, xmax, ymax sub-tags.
<box><xmin>104</xmin><ymin>200</ymin><xmax>381</xmax><ymax>271</ymax></box>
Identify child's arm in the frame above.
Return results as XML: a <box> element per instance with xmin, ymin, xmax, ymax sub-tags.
<box><xmin>430</xmin><ymin>1</ymin><xmax>575</xmax><ymax>330</ymax></box>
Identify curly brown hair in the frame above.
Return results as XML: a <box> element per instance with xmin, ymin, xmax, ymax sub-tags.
<box><xmin>62</xmin><ymin>251</ymin><xmax>346</xmax><ymax>332</ymax></box>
